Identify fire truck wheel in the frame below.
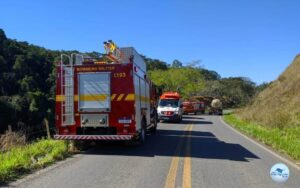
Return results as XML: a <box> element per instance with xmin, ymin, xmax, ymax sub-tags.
<box><xmin>176</xmin><ymin>116</ymin><xmax>182</xmax><ymax>123</ymax></box>
<box><xmin>138</xmin><ymin>120</ymin><xmax>146</xmax><ymax>144</ymax></box>
<box><xmin>151</xmin><ymin>116</ymin><xmax>158</xmax><ymax>133</ymax></box>
<box><xmin>71</xmin><ymin>140</ymin><xmax>92</xmax><ymax>151</ymax></box>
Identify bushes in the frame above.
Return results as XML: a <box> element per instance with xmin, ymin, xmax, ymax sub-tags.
<box><xmin>0</xmin><ymin>130</ymin><xmax>26</xmax><ymax>152</ymax></box>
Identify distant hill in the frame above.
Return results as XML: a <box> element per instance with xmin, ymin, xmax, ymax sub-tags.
<box><xmin>238</xmin><ymin>55</ymin><xmax>300</xmax><ymax>128</ymax></box>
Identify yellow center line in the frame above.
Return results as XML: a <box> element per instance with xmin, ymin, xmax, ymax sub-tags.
<box><xmin>183</xmin><ymin>124</ymin><xmax>193</xmax><ymax>188</ymax></box>
<box><xmin>164</xmin><ymin>125</ymin><xmax>191</xmax><ymax>188</ymax></box>
<box><xmin>164</xmin><ymin>155</ymin><xmax>180</xmax><ymax>188</ymax></box>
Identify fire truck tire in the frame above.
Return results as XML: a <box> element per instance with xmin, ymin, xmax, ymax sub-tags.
<box><xmin>176</xmin><ymin>115</ymin><xmax>182</xmax><ymax>123</ymax></box>
<box><xmin>71</xmin><ymin>140</ymin><xmax>92</xmax><ymax>151</ymax></box>
<box><xmin>151</xmin><ymin>116</ymin><xmax>158</xmax><ymax>133</ymax></box>
<box><xmin>138</xmin><ymin>120</ymin><xmax>146</xmax><ymax>144</ymax></box>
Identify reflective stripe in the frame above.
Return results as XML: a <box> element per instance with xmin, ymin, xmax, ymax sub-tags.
<box><xmin>56</xmin><ymin>95</ymin><xmax>78</xmax><ymax>102</ymax></box>
<box><xmin>137</xmin><ymin>95</ymin><xmax>151</xmax><ymax>102</ymax></box>
<box><xmin>125</xmin><ymin>94</ymin><xmax>135</xmax><ymax>101</ymax></box>
<box><xmin>56</xmin><ymin>95</ymin><xmax>65</xmax><ymax>101</ymax></box>
<box><xmin>117</xmin><ymin>94</ymin><xmax>124</xmax><ymax>101</ymax></box>
<box><xmin>79</xmin><ymin>94</ymin><xmax>107</xmax><ymax>101</ymax></box>
<box><xmin>54</xmin><ymin>135</ymin><xmax>133</xmax><ymax>140</ymax></box>
<box><xmin>56</xmin><ymin>93</ymin><xmax>138</xmax><ymax>102</ymax></box>
<box><xmin>111</xmin><ymin>94</ymin><xmax>117</xmax><ymax>101</ymax></box>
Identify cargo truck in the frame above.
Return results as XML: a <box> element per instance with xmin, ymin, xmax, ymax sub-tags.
<box><xmin>182</xmin><ymin>101</ymin><xmax>197</xmax><ymax>115</ymax></box>
<box><xmin>208</xmin><ymin>98</ymin><xmax>223</xmax><ymax>115</ymax></box>
<box><xmin>192</xmin><ymin>101</ymin><xmax>205</xmax><ymax>114</ymax></box>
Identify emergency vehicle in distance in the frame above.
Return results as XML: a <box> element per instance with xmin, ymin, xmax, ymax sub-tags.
<box><xmin>54</xmin><ymin>41</ymin><xmax>158</xmax><ymax>144</ymax></box>
<box><xmin>182</xmin><ymin>100</ymin><xmax>205</xmax><ymax>115</ymax></box>
<box><xmin>157</xmin><ymin>92</ymin><xmax>183</xmax><ymax>122</ymax></box>
<box><xmin>182</xmin><ymin>101</ymin><xmax>197</xmax><ymax>115</ymax></box>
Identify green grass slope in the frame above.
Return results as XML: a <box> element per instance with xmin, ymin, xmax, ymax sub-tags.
<box><xmin>238</xmin><ymin>55</ymin><xmax>300</xmax><ymax>129</ymax></box>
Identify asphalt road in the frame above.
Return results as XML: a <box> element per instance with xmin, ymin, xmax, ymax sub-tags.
<box><xmin>9</xmin><ymin>115</ymin><xmax>300</xmax><ymax>188</ymax></box>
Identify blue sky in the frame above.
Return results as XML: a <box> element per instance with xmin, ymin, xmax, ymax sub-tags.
<box><xmin>1</xmin><ymin>0</ymin><xmax>299</xmax><ymax>84</ymax></box>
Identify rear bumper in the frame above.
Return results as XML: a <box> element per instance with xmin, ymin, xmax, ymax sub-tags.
<box><xmin>158</xmin><ymin>114</ymin><xmax>180</xmax><ymax>121</ymax></box>
<box><xmin>183</xmin><ymin>110</ymin><xmax>195</xmax><ymax>113</ymax></box>
<box><xmin>54</xmin><ymin>134</ymin><xmax>134</xmax><ymax>140</ymax></box>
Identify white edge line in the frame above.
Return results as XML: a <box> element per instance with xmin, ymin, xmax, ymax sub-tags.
<box><xmin>219</xmin><ymin>116</ymin><xmax>300</xmax><ymax>171</ymax></box>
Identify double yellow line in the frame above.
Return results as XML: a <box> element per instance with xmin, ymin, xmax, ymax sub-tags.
<box><xmin>165</xmin><ymin>124</ymin><xmax>194</xmax><ymax>188</ymax></box>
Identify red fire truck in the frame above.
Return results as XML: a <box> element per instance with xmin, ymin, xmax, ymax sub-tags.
<box><xmin>54</xmin><ymin>45</ymin><xmax>158</xmax><ymax>144</ymax></box>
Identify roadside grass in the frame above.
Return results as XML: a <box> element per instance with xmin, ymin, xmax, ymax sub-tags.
<box><xmin>224</xmin><ymin>114</ymin><xmax>300</xmax><ymax>161</ymax></box>
<box><xmin>236</xmin><ymin>55</ymin><xmax>300</xmax><ymax>130</ymax></box>
<box><xmin>0</xmin><ymin>139</ymin><xmax>70</xmax><ymax>184</ymax></box>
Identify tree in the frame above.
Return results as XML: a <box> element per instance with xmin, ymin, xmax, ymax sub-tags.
<box><xmin>256</xmin><ymin>82</ymin><xmax>271</xmax><ymax>93</ymax></box>
<box><xmin>18</xmin><ymin>75</ymin><xmax>37</xmax><ymax>93</ymax></box>
<box><xmin>0</xmin><ymin>29</ymin><xmax>60</xmax><ymax>133</ymax></box>
<box><xmin>149</xmin><ymin>67</ymin><xmax>205</xmax><ymax>99</ymax></box>
<box><xmin>0</xmin><ymin>97</ymin><xmax>17</xmax><ymax>132</ymax></box>
<box><xmin>199</xmin><ymin>77</ymin><xmax>256</xmax><ymax>107</ymax></box>
<box><xmin>0</xmin><ymin>55</ymin><xmax>7</xmax><ymax>73</ymax></box>
<box><xmin>13</xmin><ymin>55</ymin><xmax>29</xmax><ymax>77</ymax></box>
<box><xmin>28</xmin><ymin>91</ymin><xmax>49</xmax><ymax>126</ymax></box>
<box><xmin>199</xmin><ymin>69</ymin><xmax>221</xmax><ymax>80</ymax></box>
<box><xmin>142</xmin><ymin>55</ymin><xmax>168</xmax><ymax>71</ymax></box>
<box><xmin>172</xmin><ymin>59</ymin><xmax>183</xmax><ymax>68</ymax></box>
<box><xmin>0</xmin><ymin>29</ymin><xmax>7</xmax><ymax>56</ymax></box>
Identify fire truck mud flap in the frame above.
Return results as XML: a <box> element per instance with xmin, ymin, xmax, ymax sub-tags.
<box><xmin>54</xmin><ymin>135</ymin><xmax>134</xmax><ymax>140</ymax></box>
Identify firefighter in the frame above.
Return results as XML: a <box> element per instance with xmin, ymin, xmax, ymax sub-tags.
<box><xmin>103</xmin><ymin>41</ymin><xmax>111</xmax><ymax>54</ymax></box>
<box><xmin>129</xmin><ymin>55</ymin><xmax>134</xmax><ymax>63</ymax></box>
<box><xmin>108</xmin><ymin>40</ymin><xmax>123</xmax><ymax>60</ymax></box>
<box><xmin>108</xmin><ymin>40</ymin><xmax>116</xmax><ymax>54</ymax></box>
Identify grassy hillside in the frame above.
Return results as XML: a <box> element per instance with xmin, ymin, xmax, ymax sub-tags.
<box><xmin>237</xmin><ymin>55</ymin><xmax>300</xmax><ymax>129</ymax></box>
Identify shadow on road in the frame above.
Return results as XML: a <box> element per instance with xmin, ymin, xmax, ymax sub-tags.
<box><xmin>86</xmin><ymin>125</ymin><xmax>259</xmax><ymax>162</ymax></box>
<box><xmin>161</xmin><ymin>119</ymin><xmax>212</xmax><ymax>125</ymax></box>
<box><xmin>182</xmin><ymin>115</ymin><xmax>204</xmax><ymax>120</ymax></box>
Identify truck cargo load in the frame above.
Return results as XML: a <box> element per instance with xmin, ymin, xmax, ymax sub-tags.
<box><xmin>209</xmin><ymin>98</ymin><xmax>223</xmax><ymax>115</ymax></box>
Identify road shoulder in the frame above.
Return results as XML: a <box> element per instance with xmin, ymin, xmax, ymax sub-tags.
<box><xmin>220</xmin><ymin>116</ymin><xmax>300</xmax><ymax>171</ymax></box>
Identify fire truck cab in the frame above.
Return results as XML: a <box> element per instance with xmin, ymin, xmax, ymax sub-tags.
<box><xmin>54</xmin><ymin>46</ymin><xmax>157</xmax><ymax>144</ymax></box>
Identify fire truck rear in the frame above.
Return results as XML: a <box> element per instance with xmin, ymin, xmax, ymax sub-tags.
<box><xmin>54</xmin><ymin>45</ymin><xmax>157</xmax><ymax>143</ymax></box>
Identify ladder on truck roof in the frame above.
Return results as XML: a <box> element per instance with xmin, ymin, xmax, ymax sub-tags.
<box><xmin>60</xmin><ymin>54</ymin><xmax>83</xmax><ymax>126</ymax></box>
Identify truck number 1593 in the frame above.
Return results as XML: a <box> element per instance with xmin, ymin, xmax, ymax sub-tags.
<box><xmin>114</xmin><ymin>72</ymin><xmax>126</xmax><ymax>78</ymax></box>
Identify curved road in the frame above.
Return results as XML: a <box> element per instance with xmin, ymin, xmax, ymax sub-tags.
<box><xmin>10</xmin><ymin>115</ymin><xmax>300</xmax><ymax>188</ymax></box>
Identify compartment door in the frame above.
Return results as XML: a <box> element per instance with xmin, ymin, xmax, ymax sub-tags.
<box><xmin>78</xmin><ymin>72</ymin><xmax>111</xmax><ymax>112</ymax></box>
